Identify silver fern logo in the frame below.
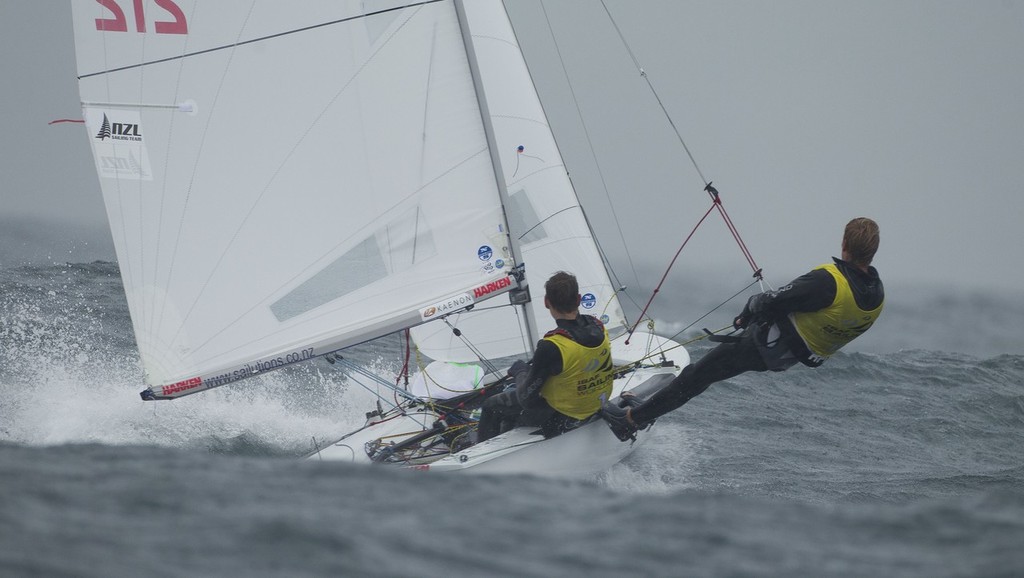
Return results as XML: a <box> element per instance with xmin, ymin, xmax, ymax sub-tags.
<box><xmin>95</xmin><ymin>114</ymin><xmax>112</xmax><ymax>140</ymax></box>
<box><xmin>89</xmin><ymin>109</ymin><xmax>152</xmax><ymax>181</ymax></box>
<box><xmin>94</xmin><ymin>113</ymin><xmax>143</xmax><ymax>142</ymax></box>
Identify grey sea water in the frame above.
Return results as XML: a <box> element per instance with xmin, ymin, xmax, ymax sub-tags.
<box><xmin>2</xmin><ymin>261</ymin><xmax>1023</xmax><ymax>577</ymax></box>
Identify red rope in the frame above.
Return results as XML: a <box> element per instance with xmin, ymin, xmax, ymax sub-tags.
<box><xmin>708</xmin><ymin>187</ymin><xmax>761</xmax><ymax>277</ymax></box>
<box><xmin>625</xmin><ymin>202</ymin><xmax>716</xmax><ymax>344</ymax></box>
<box><xmin>48</xmin><ymin>119</ymin><xmax>85</xmax><ymax>125</ymax></box>
<box><xmin>625</xmin><ymin>184</ymin><xmax>762</xmax><ymax>344</ymax></box>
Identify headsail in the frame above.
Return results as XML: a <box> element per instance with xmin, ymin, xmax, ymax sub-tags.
<box><xmin>409</xmin><ymin>0</ymin><xmax>627</xmax><ymax>363</ymax></box>
<box><xmin>71</xmin><ymin>1</ymin><xmax>523</xmax><ymax>398</ymax></box>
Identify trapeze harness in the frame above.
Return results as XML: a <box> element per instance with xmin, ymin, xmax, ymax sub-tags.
<box><xmin>539</xmin><ymin>326</ymin><xmax>614</xmax><ymax>420</ymax></box>
<box><xmin>790</xmin><ymin>263</ymin><xmax>884</xmax><ymax>363</ymax></box>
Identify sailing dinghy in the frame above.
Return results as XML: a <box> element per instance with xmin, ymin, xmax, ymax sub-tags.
<box><xmin>71</xmin><ymin>0</ymin><xmax>691</xmax><ymax>476</ymax></box>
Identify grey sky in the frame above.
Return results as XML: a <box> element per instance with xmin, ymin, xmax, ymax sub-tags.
<box><xmin>3</xmin><ymin>1</ymin><xmax>1023</xmax><ymax>294</ymax></box>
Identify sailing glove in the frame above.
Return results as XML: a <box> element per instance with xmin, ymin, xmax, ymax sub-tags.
<box><xmin>507</xmin><ymin>359</ymin><xmax>530</xmax><ymax>378</ymax></box>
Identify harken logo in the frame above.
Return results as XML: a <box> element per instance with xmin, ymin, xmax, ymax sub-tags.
<box><xmin>161</xmin><ymin>376</ymin><xmax>202</xmax><ymax>396</ymax></box>
<box><xmin>472</xmin><ymin>276</ymin><xmax>511</xmax><ymax>298</ymax></box>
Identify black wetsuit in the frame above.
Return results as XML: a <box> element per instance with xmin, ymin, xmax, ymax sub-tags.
<box><xmin>476</xmin><ymin>314</ymin><xmax>606</xmax><ymax>442</ymax></box>
<box><xmin>629</xmin><ymin>257</ymin><xmax>884</xmax><ymax>426</ymax></box>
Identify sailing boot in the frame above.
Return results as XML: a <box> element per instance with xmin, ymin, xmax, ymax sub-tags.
<box><xmin>600</xmin><ymin>392</ymin><xmax>646</xmax><ymax>442</ymax></box>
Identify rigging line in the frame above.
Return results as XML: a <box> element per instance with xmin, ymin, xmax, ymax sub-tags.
<box><xmin>625</xmin><ymin>202</ymin><xmax>717</xmax><ymax>343</ymax></box>
<box><xmin>599</xmin><ymin>3</ymin><xmax>766</xmax><ymax>289</ymax></box>
<box><xmin>611</xmin><ymin>325</ymin><xmax>729</xmax><ymax>372</ymax></box>
<box><xmin>720</xmin><ymin>204</ymin><xmax>758</xmax><ymax>273</ymax></box>
<box><xmin>613</xmin><ymin>286</ymin><xmax>647</xmax><ymax>325</ymax></box>
<box><xmin>511</xmin><ymin>300</ymin><xmax>533</xmax><ymax>362</ymax></box>
<box><xmin>664</xmin><ymin>278</ymin><xmax>761</xmax><ymax>346</ymax></box>
<box><xmin>607</xmin><ymin>321</ymin><xmax>671</xmax><ymax>362</ymax></box>
<box><xmin>598</xmin><ymin>0</ymin><xmax>707</xmax><ymax>186</ymax></box>
<box><xmin>538</xmin><ymin>1</ymin><xmax>643</xmax><ymax>295</ymax></box>
<box><xmin>77</xmin><ymin>0</ymin><xmax>447</xmax><ymax>79</ymax></box>
<box><xmin>706</xmin><ymin>185</ymin><xmax>760</xmax><ymax>276</ymax></box>
<box><xmin>442</xmin><ymin>318</ymin><xmax>502</xmax><ymax>377</ymax></box>
<box><xmin>412</xmin><ymin>345</ymin><xmax>490</xmax><ymax>396</ymax></box>
<box><xmin>335</xmin><ymin>357</ymin><xmax>426</xmax><ymax>417</ymax></box>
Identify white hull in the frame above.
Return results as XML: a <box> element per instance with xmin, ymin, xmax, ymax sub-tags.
<box><xmin>308</xmin><ymin>360</ymin><xmax>683</xmax><ymax>478</ymax></box>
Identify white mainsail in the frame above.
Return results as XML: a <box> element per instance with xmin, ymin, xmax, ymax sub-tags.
<box><xmin>72</xmin><ymin>1</ymin><xmax>532</xmax><ymax>398</ymax></box>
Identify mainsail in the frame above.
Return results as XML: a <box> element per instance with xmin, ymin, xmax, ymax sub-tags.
<box><xmin>72</xmin><ymin>0</ymin><xmax>625</xmax><ymax>399</ymax></box>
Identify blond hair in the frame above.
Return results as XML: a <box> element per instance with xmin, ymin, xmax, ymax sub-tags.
<box><xmin>843</xmin><ymin>217</ymin><xmax>880</xmax><ymax>266</ymax></box>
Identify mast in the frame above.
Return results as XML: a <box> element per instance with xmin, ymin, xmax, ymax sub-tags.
<box><xmin>453</xmin><ymin>0</ymin><xmax>538</xmax><ymax>354</ymax></box>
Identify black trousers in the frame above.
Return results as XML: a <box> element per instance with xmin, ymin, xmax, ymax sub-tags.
<box><xmin>477</xmin><ymin>390</ymin><xmax>550</xmax><ymax>442</ymax></box>
<box><xmin>630</xmin><ymin>322</ymin><xmax>796</xmax><ymax>425</ymax></box>
<box><xmin>475</xmin><ymin>390</ymin><xmax>585</xmax><ymax>442</ymax></box>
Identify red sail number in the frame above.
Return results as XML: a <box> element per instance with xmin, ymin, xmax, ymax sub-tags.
<box><xmin>94</xmin><ymin>0</ymin><xmax>187</xmax><ymax>35</ymax></box>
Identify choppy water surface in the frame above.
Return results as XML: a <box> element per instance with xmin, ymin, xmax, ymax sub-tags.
<box><xmin>2</xmin><ymin>261</ymin><xmax>1022</xmax><ymax>577</ymax></box>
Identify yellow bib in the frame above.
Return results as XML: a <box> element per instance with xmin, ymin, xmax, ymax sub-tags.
<box><xmin>791</xmin><ymin>263</ymin><xmax>883</xmax><ymax>359</ymax></box>
<box><xmin>539</xmin><ymin>331</ymin><xmax>614</xmax><ymax>420</ymax></box>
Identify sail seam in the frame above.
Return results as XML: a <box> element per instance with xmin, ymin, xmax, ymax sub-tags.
<box><xmin>166</xmin><ymin>2</ymin><xmax>434</xmax><ymax>355</ymax></box>
<box><xmin>78</xmin><ymin>0</ymin><xmax>447</xmax><ymax>79</ymax></box>
<box><xmin>184</xmin><ymin>147</ymin><xmax>491</xmax><ymax>359</ymax></box>
<box><xmin>515</xmin><ymin>205</ymin><xmax>579</xmax><ymax>241</ymax></box>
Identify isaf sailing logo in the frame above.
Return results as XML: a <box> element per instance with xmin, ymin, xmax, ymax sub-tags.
<box><xmin>95</xmin><ymin>113</ymin><xmax>143</xmax><ymax>142</ymax></box>
<box><xmin>580</xmin><ymin>293</ymin><xmax>597</xmax><ymax>309</ymax></box>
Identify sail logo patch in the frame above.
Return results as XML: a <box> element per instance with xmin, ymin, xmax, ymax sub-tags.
<box><xmin>477</xmin><ymin>245</ymin><xmax>493</xmax><ymax>261</ymax></box>
<box><xmin>420</xmin><ymin>292</ymin><xmax>475</xmax><ymax>321</ymax></box>
<box><xmin>85</xmin><ymin>108</ymin><xmax>153</xmax><ymax>181</ymax></box>
<box><xmin>472</xmin><ymin>276</ymin><xmax>511</xmax><ymax>298</ymax></box>
<box><xmin>94</xmin><ymin>113</ymin><xmax>143</xmax><ymax>142</ymax></box>
<box><xmin>581</xmin><ymin>293</ymin><xmax>597</xmax><ymax>309</ymax></box>
<box><xmin>160</xmin><ymin>376</ymin><xmax>202</xmax><ymax>396</ymax></box>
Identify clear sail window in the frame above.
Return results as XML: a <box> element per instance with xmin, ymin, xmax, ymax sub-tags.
<box><xmin>506</xmin><ymin>188</ymin><xmax>547</xmax><ymax>245</ymax></box>
<box><xmin>270</xmin><ymin>206</ymin><xmax>436</xmax><ymax>321</ymax></box>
